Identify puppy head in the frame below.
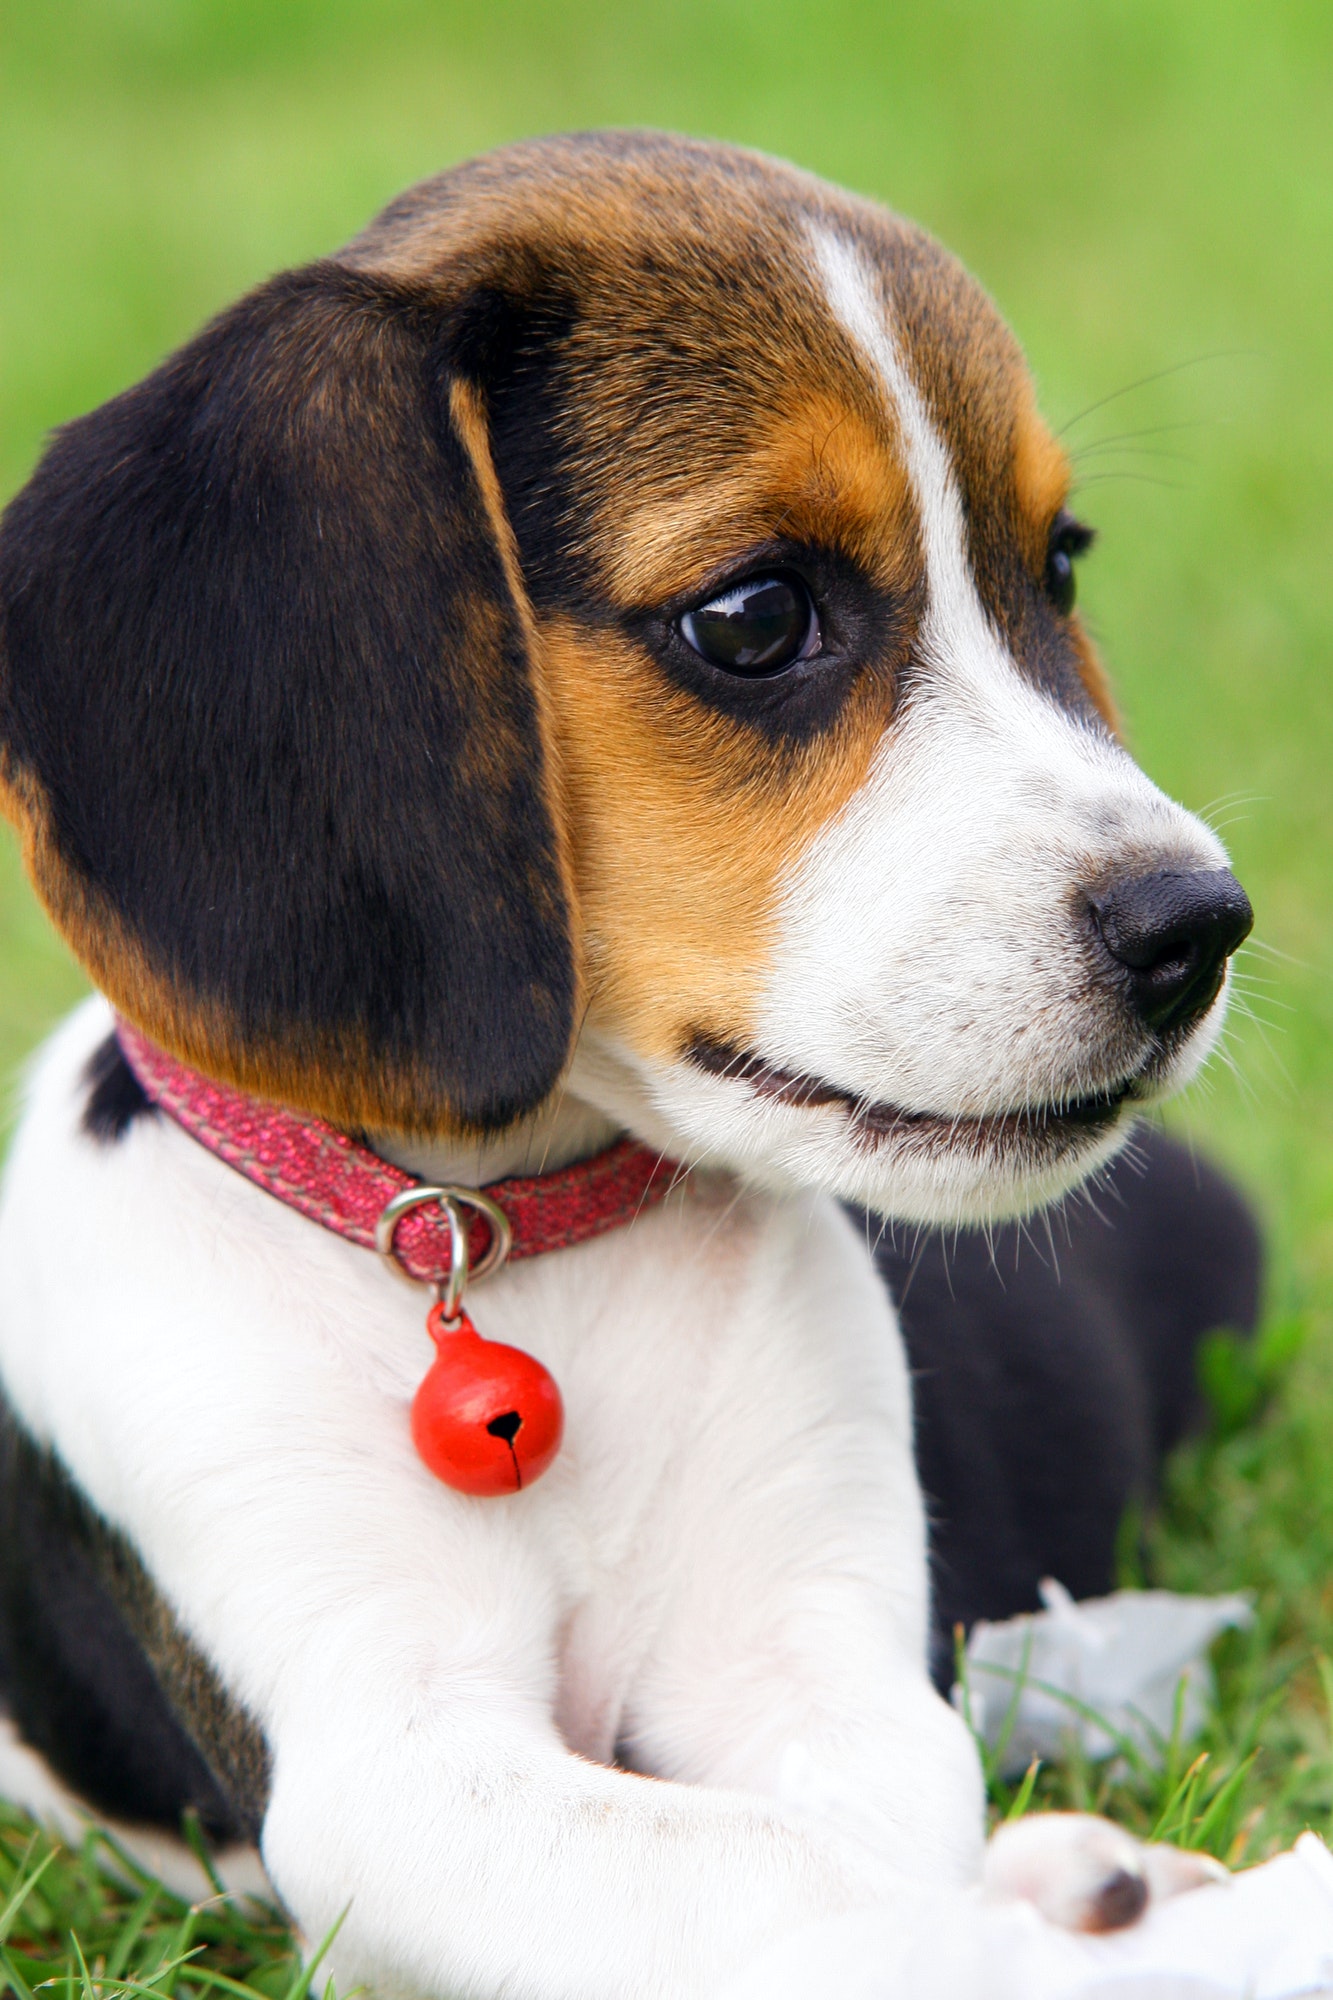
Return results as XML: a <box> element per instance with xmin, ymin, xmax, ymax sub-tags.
<box><xmin>0</xmin><ymin>134</ymin><xmax>1250</xmax><ymax>1217</ymax></box>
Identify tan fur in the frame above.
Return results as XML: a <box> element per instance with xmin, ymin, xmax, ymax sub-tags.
<box><xmin>537</xmin><ymin>616</ymin><xmax>896</xmax><ymax>1060</ymax></box>
<box><xmin>3</xmin><ymin>133</ymin><xmax>1119</xmax><ymax>1131</ymax></box>
<box><xmin>532</xmin><ymin>382</ymin><xmax>924</xmax><ymax>1059</ymax></box>
<box><xmin>605</xmin><ymin>393</ymin><xmax>920</xmax><ymax>609</ymax></box>
<box><xmin>1010</xmin><ymin>391</ymin><xmax>1072</xmax><ymax>571</ymax></box>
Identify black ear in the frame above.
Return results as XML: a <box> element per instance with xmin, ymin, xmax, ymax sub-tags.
<box><xmin>0</xmin><ymin>263</ymin><xmax>575</xmax><ymax>1133</ymax></box>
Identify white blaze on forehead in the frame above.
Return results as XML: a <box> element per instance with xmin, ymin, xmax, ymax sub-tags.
<box><xmin>679</xmin><ymin>225</ymin><xmax>1236</xmax><ymax>1176</ymax></box>
<box><xmin>810</xmin><ymin>228</ymin><xmax>1002</xmax><ymax>676</ymax></box>
<box><xmin>567</xmin><ymin>237</ymin><xmax>1236</xmax><ymax>1227</ymax></box>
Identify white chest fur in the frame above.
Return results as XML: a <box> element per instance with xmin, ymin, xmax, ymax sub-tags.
<box><xmin>0</xmin><ymin>998</ymin><xmax>985</xmax><ymax>2000</ymax></box>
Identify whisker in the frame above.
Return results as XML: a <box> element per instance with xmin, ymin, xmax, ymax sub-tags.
<box><xmin>534</xmin><ymin>985</ymin><xmax>603</xmax><ymax>1176</ymax></box>
<box><xmin>892</xmin><ymin>1225</ymin><xmax>933</xmax><ymax>1309</ymax></box>
<box><xmin>1070</xmin><ymin>470</ymin><xmax>1185</xmax><ymax>493</ymax></box>
<box><xmin>1196</xmin><ymin>789</ymin><xmax>1266</xmax><ymax>820</ymax></box>
<box><xmin>1202</xmin><ymin>811</ymin><xmax>1255</xmax><ymax>837</ymax></box>
<box><xmin>1240</xmin><ymin>936</ymin><xmax>1306</xmax><ymax>969</ymax></box>
<box><xmin>1069</xmin><ymin>417</ymin><xmax>1214</xmax><ymax>451</ymax></box>
<box><xmin>1056</xmin><ymin>350</ymin><xmax>1256</xmax><ymax>438</ymax></box>
<box><xmin>1069</xmin><ymin>442</ymin><xmax>1194</xmax><ymax>466</ymax></box>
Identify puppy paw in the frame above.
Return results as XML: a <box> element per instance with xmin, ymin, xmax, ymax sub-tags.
<box><xmin>984</xmin><ymin>1812</ymin><xmax>1226</xmax><ymax>1933</ymax></box>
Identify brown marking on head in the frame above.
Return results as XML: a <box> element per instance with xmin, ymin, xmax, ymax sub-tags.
<box><xmin>535</xmin><ymin>613</ymin><xmax>903</xmax><ymax>1061</ymax></box>
<box><xmin>604</xmin><ymin>391</ymin><xmax>919</xmax><ymax>609</ymax></box>
<box><xmin>1010</xmin><ymin>385</ymin><xmax>1073</xmax><ymax>570</ymax></box>
<box><xmin>1009</xmin><ymin>387</ymin><xmax>1117</xmax><ymax>729</ymax></box>
<box><xmin>838</xmin><ymin>208</ymin><xmax>1112</xmax><ymax>730</ymax></box>
<box><xmin>359</xmin><ymin>140</ymin><xmax>943</xmax><ymax>1080</ymax></box>
<box><xmin>1</xmin><ymin>132</ymin><xmax>1115</xmax><ymax>1127</ymax></box>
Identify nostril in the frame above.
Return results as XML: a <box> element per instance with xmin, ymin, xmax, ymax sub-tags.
<box><xmin>1091</xmin><ymin>868</ymin><xmax>1253</xmax><ymax>1034</ymax></box>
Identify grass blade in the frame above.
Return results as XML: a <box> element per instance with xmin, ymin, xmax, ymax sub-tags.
<box><xmin>1005</xmin><ymin>1759</ymin><xmax>1042</xmax><ymax>1820</ymax></box>
<box><xmin>0</xmin><ymin>1851</ymin><xmax>56</xmax><ymax>1950</ymax></box>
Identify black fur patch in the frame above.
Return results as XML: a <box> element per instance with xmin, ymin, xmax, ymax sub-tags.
<box><xmin>81</xmin><ymin>1032</ymin><xmax>156</xmax><ymax>1144</ymax></box>
<box><xmin>865</xmin><ymin>1127</ymin><xmax>1264</xmax><ymax>1686</ymax></box>
<box><xmin>0</xmin><ymin>263</ymin><xmax>576</xmax><ymax>1132</ymax></box>
<box><xmin>458</xmin><ymin>273</ymin><xmax>605</xmax><ymax>617</ymax></box>
<box><xmin>0</xmin><ymin>1393</ymin><xmax>269</xmax><ymax>1841</ymax></box>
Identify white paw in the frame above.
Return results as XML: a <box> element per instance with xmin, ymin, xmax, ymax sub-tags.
<box><xmin>984</xmin><ymin>1811</ymin><xmax>1227</xmax><ymax>1932</ymax></box>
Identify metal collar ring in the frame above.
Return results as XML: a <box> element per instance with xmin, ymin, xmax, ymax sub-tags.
<box><xmin>375</xmin><ymin>1184</ymin><xmax>515</xmax><ymax>1317</ymax></box>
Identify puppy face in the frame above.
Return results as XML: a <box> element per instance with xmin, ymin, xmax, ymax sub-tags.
<box><xmin>350</xmin><ymin>136</ymin><xmax>1240</xmax><ymax>1220</ymax></box>
<box><xmin>0</xmin><ymin>134</ymin><xmax>1246</xmax><ymax>1220</ymax></box>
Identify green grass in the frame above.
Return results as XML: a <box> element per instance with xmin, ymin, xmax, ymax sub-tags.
<box><xmin>1</xmin><ymin>0</ymin><xmax>1331</xmax><ymax>1980</ymax></box>
<box><xmin>0</xmin><ymin>1803</ymin><xmax>327</xmax><ymax>2000</ymax></box>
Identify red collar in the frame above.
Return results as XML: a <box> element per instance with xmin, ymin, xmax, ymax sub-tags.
<box><xmin>116</xmin><ymin>1021</ymin><xmax>682</xmax><ymax>1290</ymax></box>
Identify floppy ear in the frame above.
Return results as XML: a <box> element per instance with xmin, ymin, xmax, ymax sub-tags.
<box><xmin>0</xmin><ymin>262</ymin><xmax>576</xmax><ymax>1134</ymax></box>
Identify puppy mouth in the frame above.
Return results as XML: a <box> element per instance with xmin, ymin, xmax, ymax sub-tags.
<box><xmin>684</xmin><ymin>1036</ymin><xmax>1139</xmax><ymax>1153</ymax></box>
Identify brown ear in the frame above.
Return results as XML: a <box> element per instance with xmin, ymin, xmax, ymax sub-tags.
<box><xmin>0</xmin><ymin>262</ymin><xmax>575</xmax><ymax>1133</ymax></box>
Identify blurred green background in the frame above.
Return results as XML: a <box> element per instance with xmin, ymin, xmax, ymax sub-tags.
<box><xmin>1</xmin><ymin>7</ymin><xmax>1330</xmax><ymax>1517</ymax></box>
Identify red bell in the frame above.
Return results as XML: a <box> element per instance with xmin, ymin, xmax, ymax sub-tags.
<box><xmin>411</xmin><ymin>1302</ymin><xmax>564</xmax><ymax>1496</ymax></box>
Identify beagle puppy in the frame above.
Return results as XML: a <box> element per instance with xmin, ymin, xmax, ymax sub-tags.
<box><xmin>0</xmin><ymin>132</ymin><xmax>1252</xmax><ymax>1996</ymax></box>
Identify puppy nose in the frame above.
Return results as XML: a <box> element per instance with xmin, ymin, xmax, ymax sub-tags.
<box><xmin>1090</xmin><ymin>869</ymin><xmax>1253</xmax><ymax>1033</ymax></box>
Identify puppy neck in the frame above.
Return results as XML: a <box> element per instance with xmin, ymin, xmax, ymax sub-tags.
<box><xmin>370</xmin><ymin>1091</ymin><xmax>621</xmax><ymax>1190</ymax></box>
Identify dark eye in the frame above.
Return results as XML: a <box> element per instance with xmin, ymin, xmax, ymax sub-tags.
<box><xmin>678</xmin><ymin>573</ymin><xmax>819</xmax><ymax>676</ymax></box>
<box><xmin>1044</xmin><ymin>510</ymin><xmax>1094</xmax><ymax>616</ymax></box>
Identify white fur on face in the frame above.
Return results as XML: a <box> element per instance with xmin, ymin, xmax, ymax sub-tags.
<box><xmin>594</xmin><ymin>232</ymin><xmax>1232</xmax><ymax>1225</ymax></box>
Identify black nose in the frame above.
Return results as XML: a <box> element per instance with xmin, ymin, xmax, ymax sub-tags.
<box><xmin>1091</xmin><ymin>869</ymin><xmax>1253</xmax><ymax>1034</ymax></box>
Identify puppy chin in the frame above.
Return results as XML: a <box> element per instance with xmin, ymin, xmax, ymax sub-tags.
<box><xmin>633</xmin><ymin>1076</ymin><xmax>1141</xmax><ymax>1230</ymax></box>
<box><xmin>576</xmin><ymin>984</ymin><xmax>1232</xmax><ymax>1232</ymax></box>
<box><xmin>815</xmin><ymin>1113</ymin><xmax>1138</xmax><ymax>1230</ymax></box>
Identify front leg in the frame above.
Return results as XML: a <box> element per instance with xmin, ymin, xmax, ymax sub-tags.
<box><xmin>0</xmin><ymin>1044</ymin><xmax>942</xmax><ymax>2000</ymax></box>
<box><xmin>606</xmin><ymin>1193</ymin><xmax>985</xmax><ymax>1892</ymax></box>
<box><xmin>263</xmin><ymin>1659</ymin><xmax>903</xmax><ymax>2000</ymax></box>
<box><xmin>252</xmin><ymin>1196</ymin><xmax>976</xmax><ymax>1995</ymax></box>
<box><xmin>603</xmin><ymin>1197</ymin><xmax>1209</xmax><ymax>1946</ymax></box>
